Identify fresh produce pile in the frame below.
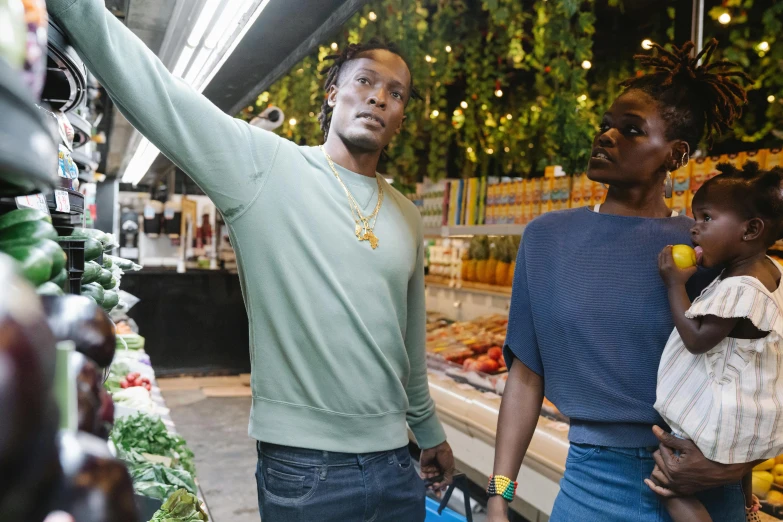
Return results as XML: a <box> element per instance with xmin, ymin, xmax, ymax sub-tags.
<box><xmin>150</xmin><ymin>489</ymin><xmax>208</xmax><ymax>521</ymax></box>
<box><xmin>426</xmin><ymin>313</ymin><xmax>509</xmax><ymax>374</ymax></box>
<box><xmin>460</xmin><ymin>235</ymin><xmax>519</xmax><ymax>287</ymax></box>
<box><xmin>753</xmin><ymin>456</ymin><xmax>783</xmax><ymax>508</ymax></box>
<box><xmin>0</xmin><ymin>208</ymin><xmax>141</xmax><ymax>311</ymax></box>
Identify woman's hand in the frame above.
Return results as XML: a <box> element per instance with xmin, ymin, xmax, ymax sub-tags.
<box><xmin>658</xmin><ymin>246</ymin><xmax>697</xmax><ymax>289</ymax></box>
<box><xmin>487</xmin><ymin>496</ymin><xmax>510</xmax><ymax>522</ymax></box>
<box><xmin>644</xmin><ymin>426</ymin><xmax>751</xmax><ymax>497</ymax></box>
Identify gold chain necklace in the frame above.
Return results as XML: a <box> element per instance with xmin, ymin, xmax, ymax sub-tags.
<box><xmin>321</xmin><ymin>146</ymin><xmax>383</xmax><ymax>249</ymax></box>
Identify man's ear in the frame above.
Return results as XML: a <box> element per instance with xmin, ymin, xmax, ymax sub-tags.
<box><xmin>328</xmin><ymin>85</ymin><xmax>338</xmax><ymax>108</ymax></box>
<box><xmin>395</xmin><ymin>114</ymin><xmax>406</xmax><ymax>135</ymax></box>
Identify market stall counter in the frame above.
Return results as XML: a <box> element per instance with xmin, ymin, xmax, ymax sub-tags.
<box><xmin>120</xmin><ymin>269</ymin><xmax>250</xmax><ymax>376</ymax></box>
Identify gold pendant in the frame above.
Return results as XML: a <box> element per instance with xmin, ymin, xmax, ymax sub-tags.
<box><xmin>354</xmin><ymin>223</ymin><xmax>363</xmax><ymax>239</ymax></box>
<box><xmin>365</xmin><ymin>230</ymin><xmax>379</xmax><ymax>249</ymax></box>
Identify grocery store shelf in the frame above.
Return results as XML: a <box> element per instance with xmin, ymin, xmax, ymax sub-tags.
<box><xmin>69</xmin><ymin>112</ymin><xmax>93</xmax><ymax>149</ymax></box>
<box><xmin>425</xmin><ymin>276</ymin><xmax>512</xmax><ymax>297</ymax></box>
<box><xmin>424</xmin><ymin>224</ymin><xmax>526</xmax><ymax>238</ymax></box>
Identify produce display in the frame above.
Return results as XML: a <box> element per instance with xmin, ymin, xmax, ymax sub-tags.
<box><xmin>150</xmin><ymin>489</ymin><xmax>209</xmax><ymax>521</ymax></box>
<box><xmin>426</xmin><ymin>313</ymin><xmax>508</xmax><ymax>372</ymax></box>
<box><xmin>426</xmin><ymin>235</ymin><xmax>519</xmax><ymax>288</ymax></box>
<box><xmin>753</xmin><ymin>456</ymin><xmax>783</xmax><ymax>513</ymax></box>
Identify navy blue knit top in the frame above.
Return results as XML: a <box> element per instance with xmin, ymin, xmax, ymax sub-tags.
<box><xmin>504</xmin><ymin>206</ymin><xmax>715</xmax><ymax>448</ymax></box>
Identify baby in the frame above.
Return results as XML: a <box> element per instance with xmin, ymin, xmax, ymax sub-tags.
<box><xmin>653</xmin><ymin>161</ymin><xmax>783</xmax><ymax>521</ymax></box>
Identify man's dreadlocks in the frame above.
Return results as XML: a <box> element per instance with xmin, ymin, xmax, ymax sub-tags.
<box><xmin>620</xmin><ymin>38</ymin><xmax>752</xmax><ymax>150</ymax></box>
<box><xmin>318</xmin><ymin>38</ymin><xmax>421</xmax><ymax>141</ymax></box>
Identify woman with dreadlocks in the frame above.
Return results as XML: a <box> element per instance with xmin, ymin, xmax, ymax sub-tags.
<box><xmin>45</xmin><ymin>0</ymin><xmax>455</xmax><ymax>519</ymax></box>
<box><xmin>487</xmin><ymin>40</ymin><xmax>755</xmax><ymax>522</ymax></box>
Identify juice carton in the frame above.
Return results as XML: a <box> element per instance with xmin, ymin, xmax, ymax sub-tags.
<box><xmin>686</xmin><ymin>191</ymin><xmax>695</xmax><ymax>217</ymax></box>
<box><xmin>690</xmin><ymin>157</ymin><xmax>711</xmax><ymax>194</ymax></box>
<box><xmin>523</xmin><ymin>179</ymin><xmax>532</xmax><ymax>223</ymax></box>
<box><xmin>707</xmin><ymin>155</ymin><xmax>722</xmax><ymax>182</ymax></box>
<box><xmin>531</xmin><ymin>178</ymin><xmax>543</xmax><ymax>217</ymax></box>
<box><xmin>515</xmin><ymin>180</ymin><xmax>524</xmax><ymax>209</ymax></box>
<box><xmin>671</xmin><ymin>189</ymin><xmax>689</xmax><ymax>216</ymax></box>
<box><xmin>513</xmin><ymin>203</ymin><xmax>524</xmax><ymax>225</ymax></box>
<box><xmin>672</xmin><ymin>161</ymin><xmax>691</xmax><ymax>193</ymax></box>
<box><xmin>569</xmin><ymin>174</ymin><xmax>585</xmax><ymax>208</ymax></box>
<box><xmin>591</xmin><ymin>180</ymin><xmax>607</xmax><ymax>207</ymax></box>
<box><xmin>500</xmin><ymin>182</ymin><xmax>511</xmax><ymax>206</ymax></box>
<box><xmin>744</xmin><ymin>149</ymin><xmax>767</xmax><ymax>169</ymax></box>
<box><xmin>766</xmin><ymin>148</ymin><xmax>783</xmax><ymax>171</ymax></box>
<box><xmin>486</xmin><ymin>204</ymin><xmax>495</xmax><ymax>225</ymax></box>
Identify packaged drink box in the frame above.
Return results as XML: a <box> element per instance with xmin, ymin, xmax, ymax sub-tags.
<box><xmin>671</xmin><ymin>189</ymin><xmax>689</xmax><ymax>216</ymax></box>
<box><xmin>672</xmin><ymin>161</ymin><xmax>691</xmax><ymax>193</ymax></box>
<box><xmin>744</xmin><ymin>149</ymin><xmax>767</xmax><ymax>168</ymax></box>
<box><xmin>766</xmin><ymin>148</ymin><xmax>783</xmax><ymax>170</ymax></box>
<box><xmin>690</xmin><ymin>157</ymin><xmax>711</xmax><ymax>194</ymax></box>
<box><xmin>591</xmin><ymin>181</ymin><xmax>607</xmax><ymax>207</ymax></box>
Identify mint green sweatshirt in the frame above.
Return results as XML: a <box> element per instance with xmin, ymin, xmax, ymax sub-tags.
<box><xmin>47</xmin><ymin>0</ymin><xmax>446</xmax><ymax>452</ymax></box>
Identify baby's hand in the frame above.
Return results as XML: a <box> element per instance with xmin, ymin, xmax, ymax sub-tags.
<box><xmin>658</xmin><ymin>246</ymin><xmax>697</xmax><ymax>288</ymax></box>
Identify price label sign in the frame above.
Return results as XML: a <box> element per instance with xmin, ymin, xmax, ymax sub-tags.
<box><xmin>16</xmin><ymin>194</ymin><xmax>50</xmax><ymax>214</ymax></box>
<box><xmin>54</xmin><ymin>190</ymin><xmax>71</xmax><ymax>213</ymax></box>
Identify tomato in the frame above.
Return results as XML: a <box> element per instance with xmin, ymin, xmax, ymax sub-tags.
<box><xmin>120</xmin><ymin>379</ymin><xmax>129</xmax><ymax>389</ymax></box>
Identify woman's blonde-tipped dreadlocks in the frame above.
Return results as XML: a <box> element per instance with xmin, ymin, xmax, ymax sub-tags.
<box><xmin>318</xmin><ymin>38</ymin><xmax>421</xmax><ymax>141</ymax></box>
<box><xmin>620</xmin><ymin>38</ymin><xmax>752</xmax><ymax>148</ymax></box>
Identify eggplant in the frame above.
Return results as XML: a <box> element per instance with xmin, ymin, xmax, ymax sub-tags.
<box><xmin>49</xmin><ymin>431</ymin><xmax>138</xmax><ymax>522</ymax></box>
<box><xmin>0</xmin><ymin>253</ymin><xmax>62</xmax><ymax>521</ymax></box>
<box><xmin>41</xmin><ymin>295</ymin><xmax>116</xmax><ymax>368</ymax></box>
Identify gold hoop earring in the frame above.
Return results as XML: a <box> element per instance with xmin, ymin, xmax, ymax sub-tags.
<box><xmin>665</xmin><ymin>171</ymin><xmax>673</xmax><ymax>199</ymax></box>
<box><xmin>681</xmin><ymin>152</ymin><xmax>689</xmax><ymax>169</ymax></box>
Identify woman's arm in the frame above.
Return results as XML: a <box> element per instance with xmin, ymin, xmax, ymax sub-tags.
<box><xmin>487</xmin><ymin>359</ymin><xmax>544</xmax><ymax>520</ymax></box>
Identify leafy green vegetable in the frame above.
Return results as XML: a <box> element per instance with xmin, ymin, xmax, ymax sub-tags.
<box><xmin>150</xmin><ymin>489</ymin><xmax>208</xmax><ymax>521</ymax></box>
<box><xmin>129</xmin><ymin>463</ymin><xmax>196</xmax><ymax>501</ymax></box>
<box><xmin>103</xmin><ymin>362</ymin><xmax>130</xmax><ymax>393</ymax></box>
<box><xmin>110</xmin><ymin>413</ymin><xmax>196</xmax><ymax>476</ymax></box>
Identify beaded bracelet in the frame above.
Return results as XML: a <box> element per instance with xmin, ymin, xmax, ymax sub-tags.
<box><xmin>487</xmin><ymin>475</ymin><xmax>518</xmax><ymax>502</ymax></box>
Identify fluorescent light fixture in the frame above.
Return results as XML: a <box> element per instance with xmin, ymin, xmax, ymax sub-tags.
<box><xmin>121</xmin><ymin>0</ymin><xmax>272</xmax><ymax>185</ymax></box>
<box><xmin>121</xmin><ymin>139</ymin><xmax>160</xmax><ymax>185</ymax></box>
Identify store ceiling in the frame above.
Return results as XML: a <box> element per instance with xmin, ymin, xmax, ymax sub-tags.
<box><xmin>103</xmin><ymin>0</ymin><xmax>371</xmax><ymax>186</ymax></box>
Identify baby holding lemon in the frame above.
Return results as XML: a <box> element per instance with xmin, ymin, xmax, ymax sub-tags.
<box><xmin>650</xmin><ymin>161</ymin><xmax>783</xmax><ymax>522</ymax></box>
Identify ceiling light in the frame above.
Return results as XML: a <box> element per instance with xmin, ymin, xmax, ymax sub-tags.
<box><xmin>425</xmin><ymin>55</ymin><xmax>432</xmax><ymax>63</ymax></box>
<box><xmin>368</xmin><ymin>11</ymin><xmax>377</xmax><ymax>21</ymax></box>
<box><xmin>642</xmin><ymin>39</ymin><xmax>653</xmax><ymax>50</ymax></box>
<box><xmin>460</xmin><ymin>101</ymin><xmax>468</xmax><ymax>109</ymax></box>
<box><xmin>289</xmin><ymin>118</ymin><xmax>297</xmax><ymax>126</ymax></box>
<box><xmin>719</xmin><ymin>12</ymin><xmax>731</xmax><ymax>25</ymax></box>
<box><xmin>759</xmin><ymin>41</ymin><xmax>770</xmax><ymax>52</ymax></box>
<box><xmin>495</xmin><ymin>89</ymin><xmax>503</xmax><ymax>98</ymax></box>
<box><xmin>581</xmin><ymin>60</ymin><xmax>592</xmax><ymax>70</ymax></box>
<box><xmin>430</xmin><ymin>110</ymin><xmax>439</xmax><ymax>118</ymax></box>
<box><xmin>506</xmin><ymin>114</ymin><xmax>513</xmax><ymax>120</ymax></box>
<box><xmin>768</xmin><ymin>95</ymin><xmax>776</xmax><ymax>103</ymax></box>
<box><xmin>445</xmin><ymin>45</ymin><xmax>452</xmax><ymax>53</ymax></box>
<box><xmin>331</xmin><ymin>42</ymin><xmax>338</xmax><ymax>51</ymax></box>
<box><xmin>123</xmin><ymin>0</ymin><xmax>271</xmax><ymax>185</ymax></box>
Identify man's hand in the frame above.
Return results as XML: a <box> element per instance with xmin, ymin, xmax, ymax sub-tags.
<box><xmin>658</xmin><ymin>246</ymin><xmax>698</xmax><ymax>289</ymax></box>
<box><xmin>644</xmin><ymin>426</ymin><xmax>749</xmax><ymax>497</ymax></box>
<box><xmin>420</xmin><ymin>441</ymin><xmax>455</xmax><ymax>491</ymax></box>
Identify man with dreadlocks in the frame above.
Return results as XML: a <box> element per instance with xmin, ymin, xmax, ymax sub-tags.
<box><xmin>45</xmin><ymin>0</ymin><xmax>454</xmax><ymax>520</ymax></box>
<box><xmin>488</xmin><ymin>40</ymin><xmax>756</xmax><ymax>522</ymax></box>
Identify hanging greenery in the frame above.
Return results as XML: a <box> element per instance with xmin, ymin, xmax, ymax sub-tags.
<box><xmin>238</xmin><ymin>0</ymin><xmax>781</xmax><ymax>191</ymax></box>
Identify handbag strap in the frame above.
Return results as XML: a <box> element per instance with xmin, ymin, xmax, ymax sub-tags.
<box><xmin>436</xmin><ymin>474</ymin><xmax>473</xmax><ymax>522</ymax></box>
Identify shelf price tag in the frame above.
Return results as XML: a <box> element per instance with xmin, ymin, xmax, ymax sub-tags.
<box><xmin>16</xmin><ymin>194</ymin><xmax>50</xmax><ymax>214</ymax></box>
<box><xmin>54</xmin><ymin>190</ymin><xmax>71</xmax><ymax>213</ymax></box>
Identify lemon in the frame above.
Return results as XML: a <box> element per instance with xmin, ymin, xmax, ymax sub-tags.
<box><xmin>767</xmin><ymin>490</ymin><xmax>783</xmax><ymax>505</ymax></box>
<box><xmin>672</xmin><ymin>244</ymin><xmax>697</xmax><ymax>269</ymax></box>
<box><xmin>755</xmin><ymin>458</ymin><xmax>777</xmax><ymax>471</ymax></box>
<box><xmin>753</xmin><ymin>471</ymin><xmax>775</xmax><ymax>497</ymax></box>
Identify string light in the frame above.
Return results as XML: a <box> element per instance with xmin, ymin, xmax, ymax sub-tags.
<box><xmin>768</xmin><ymin>95</ymin><xmax>776</xmax><ymax>103</ymax></box>
<box><xmin>331</xmin><ymin>42</ymin><xmax>338</xmax><ymax>51</ymax></box>
<box><xmin>718</xmin><ymin>12</ymin><xmax>731</xmax><ymax>25</ymax></box>
<box><xmin>642</xmin><ymin>39</ymin><xmax>653</xmax><ymax>50</ymax></box>
<box><xmin>289</xmin><ymin>118</ymin><xmax>297</xmax><ymax>126</ymax></box>
<box><xmin>581</xmin><ymin>60</ymin><xmax>592</xmax><ymax>70</ymax></box>
<box><xmin>506</xmin><ymin>114</ymin><xmax>513</xmax><ymax>120</ymax></box>
<box><xmin>309</xmin><ymin>112</ymin><xmax>314</xmax><ymax>117</ymax></box>
<box><xmin>445</xmin><ymin>45</ymin><xmax>452</xmax><ymax>53</ymax></box>
<box><xmin>368</xmin><ymin>11</ymin><xmax>377</xmax><ymax>21</ymax></box>
<box><xmin>759</xmin><ymin>41</ymin><xmax>770</xmax><ymax>52</ymax></box>
<box><xmin>460</xmin><ymin>101</ymin><xmax>468</xmax><ymax>109</ymax></box>
<box><xmin>466</xmin><ymin>147</ymin><xmax>473</xmax><ymax>153</ymax></box>
<box><xmin>486</xmin><ymin>148</ymin><xmax>494</xmax><ymax>155</ymax></box>
<box><xmin>578</xmin><ymin>94</ymin><xmax>587</xmax><ymax>102</ymax></box>
<box><xmin>430</xmin><ymin>110</ymin><xmax>440</xmax><ymax>118</ymax></box>
<box><xmin>495</xmin><ymin>89</ymin><xmax>503</xmax><ymax>98</ymax></box>
<box><xmin>504</xmin><ymin>147</ymin><xmax>510</xmax><ymax>153</ymax></box>
<box><xmin>425</xmin><ymin>55</ymin><xmax>433</xmax><ymax>63</ymax></box>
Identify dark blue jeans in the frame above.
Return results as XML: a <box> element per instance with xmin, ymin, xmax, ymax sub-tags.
<box><xmin>550</xmin><ymin>444</ymin><xmax>746</xmax><ymax>521</ymax></box>
<box><xmin>255</xmin><ymin>442</ymin><xmax>426</xmax><ymax>522</ymax></box>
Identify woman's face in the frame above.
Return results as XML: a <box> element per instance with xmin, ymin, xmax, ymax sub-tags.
<box><xmin>587</xmin><ymin>89</ymin><xmax>676</xmax><ymax>189</ymax></box>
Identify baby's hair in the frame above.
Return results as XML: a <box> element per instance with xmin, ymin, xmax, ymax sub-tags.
<box><xmin>700</xmin><ymin>161</ymin><xmax>783</xmax><ymax>245</ymax></box>
<box><xmin>620</xmin><ymin>39</ymin><xmax>751</xmax><ymax>151</ymax></box>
